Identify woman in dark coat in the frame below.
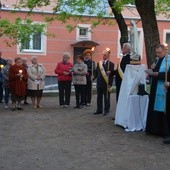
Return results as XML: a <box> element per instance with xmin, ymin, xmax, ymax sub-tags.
<box><xmin>9</xmin><ymin>57</ymin><xmax>28</xmax><ymax>111</ymax></box>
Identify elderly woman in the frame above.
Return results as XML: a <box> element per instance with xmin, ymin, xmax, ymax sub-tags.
<box><xmin>55</xmin><ymin>52</ymin><xmax>73</xmax><ymax>107</ymax></box>
<box><xmin>73</xmin><ymin>54</ymin><xmax>87</xmax><ymax>109</ymax></box>
<box><xmin>27</xmin><ymin>56</ymin><xmax>46</xmax><ymax>108</ymax></box>
<box><xmin>9</xmin><ymin>57</ymin><xmax>28</xmax><ymax>111</ymax></box>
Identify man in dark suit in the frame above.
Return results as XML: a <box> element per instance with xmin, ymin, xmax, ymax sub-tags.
<box><xmin>0</xmin><ymin>49</ymin><xmax>7</xmax><ymax>103</ymax></box>
<box><xmin>115</xmin><ymin>43</ymin><xmax>132</xmax><ymax>102</ymax></box>
<box><xmin>93</xmin><ymin>49</ymin><xmax>115</xmax><ymax>116</ymax></box>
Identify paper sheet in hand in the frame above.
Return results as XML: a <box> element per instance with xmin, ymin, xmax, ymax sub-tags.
<box><xmin>145</xmin><ymin>69</ymin><xmax>153</xmax><ymax>75</ymax></box>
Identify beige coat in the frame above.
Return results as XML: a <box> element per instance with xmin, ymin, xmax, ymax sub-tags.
<box><xmin>27</xmin><ymin>64</ymin><xmax>46</xmax><ymax>90</ymax></box>
<box><xmin>72</xmin><ymin>62</ymin><xmax>87</xmax><ymax>85</ymax></box>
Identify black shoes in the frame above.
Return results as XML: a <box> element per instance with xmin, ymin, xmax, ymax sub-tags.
<box><xmin>163</xmin><ymin>137</ymin><xmax>170</xmax><ymax>144</ymax></box>
<box><xmin>93</xmin><ymin>112</ymin><xmax>102</xmax><ymax>115</ymax></box>
<box><xmin>103</xmin><ymin>113</ymin><xmax>109</xmax><ymax>116</ymax></box>
<box><xmin>74</xmin><ymin>105</ymin><xmax>83</xmax><ymax>109</ymax></box>
<box><xmin>93</xmin><ymin>112</ymin><xmax>109</xmax><ymax>116</ymax></box>
<box><xmin>17</xmin><ymin>107</ymin><xmax>24</xmax><ymax>110</ymax></box>
<box><xmin>24</xmin><ymin>102</ymin><xmax>29</xmax><ymax>105</ymax></box>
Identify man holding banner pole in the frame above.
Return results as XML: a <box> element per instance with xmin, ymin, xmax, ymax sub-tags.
<box><xmin>93</xmin><ymin>49</ymin><xmax>115</xmax><ymax>116</ymax></box>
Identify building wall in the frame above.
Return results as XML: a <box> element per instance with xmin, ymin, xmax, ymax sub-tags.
<box><xmin>0</xmin><ymin>9</ymin><xmax>170</xmax><ymax>77</ymax></box>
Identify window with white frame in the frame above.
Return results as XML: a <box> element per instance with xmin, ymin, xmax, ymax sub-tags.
<box><xmin>76</xmin><ymin>24</ymin><xmax>91</xmax><ymax>41</ymax></box>
<box><xmin>21</xmin><ymin>32</ymin><xmax>42</xmax><ymax>51</ymax></box>
<box><xmin>18</xmin><ymin>23</ymin><xmax>47</xmax><ymax>55</ymax></box>
<box><xmin>163</xmin><ymin>29</ymin><xmax>170</xmax><ymax>54</ymax></box>
<box><xmin>117</xmin><ymin>28</ymin><xmax>143</xmax><ymax>58</ymax></box>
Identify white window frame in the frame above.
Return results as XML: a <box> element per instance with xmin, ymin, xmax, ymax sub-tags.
<box><xmin>163</xmin><ymin>29</ymin><xmax>170</xmax><ymax>52</ymax></box>
<box><xmin>76</xmin><ymin>24</ymin><xmax>91</xmax><ymax>41</ymax></box>
<box><xmin>17</xmin><ymin>22</ymin><xmax>47</xmax><ymax>55</ymax></box>
<box><xmin>117</xmin><ymin>27</ymin><xmax>144</xmax><ymax>59</ymax></box>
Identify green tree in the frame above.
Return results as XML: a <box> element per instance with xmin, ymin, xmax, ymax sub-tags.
<box><xmin>0</xmin><ymin>0</ymin><xmax>170</xmax><ymax>66</ymax></box>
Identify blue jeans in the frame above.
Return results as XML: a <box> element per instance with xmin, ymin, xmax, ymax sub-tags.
<box><xmin>4</xmin><ymin>87</ymin><xmax>10</xmax><ymax>105</ymax></box>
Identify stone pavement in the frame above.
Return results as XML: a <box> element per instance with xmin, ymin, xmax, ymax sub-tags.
<box><xmin>0</xmin><ymin>93</ymin><xmax>170</xmax><ymax>170</ymax></box>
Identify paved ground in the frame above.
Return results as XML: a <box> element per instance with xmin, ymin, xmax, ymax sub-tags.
<box><xmin>0</xmin><ymin>93</ymin><xmax>170</xmax><ymax>170</ymax></box>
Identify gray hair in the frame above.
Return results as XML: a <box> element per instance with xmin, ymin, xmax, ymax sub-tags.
<box><xmin>31</xmin><ymin>56</ymin><xmax>38</xmax><ymax>61</ymax></box>
<box><xmin>6</xmin><ymin>58</ymin><xmax>13</xmax><ymax>63</ymax></box>
<box><xmin>123</xmin><ymin>43</ymin><xmax>131</xmax><ymax>51</ymax></box>
<box><xmin>63</xmin><ymin>52</ymin><xmax>71</xmax><ymax>59</ymax></box>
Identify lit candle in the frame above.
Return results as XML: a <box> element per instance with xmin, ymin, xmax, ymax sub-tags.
<box><xmin>19</xmin><ymin>70</ymin><xmax>23</xmax><ymax>81</ymax></box>
<box><xmin>19</xmin><ymin>70</ymin><xmax>23</xmax><ymax>74</ymax></box>
<box><xmin>0</xmin><ymin>64</ymin><xmax>4</xmax><ymax>69</ymax></box>
<box><xmin>91</xmin><ymin>47</ymin><xmax>95</xmax><ymax>52</ymax></box>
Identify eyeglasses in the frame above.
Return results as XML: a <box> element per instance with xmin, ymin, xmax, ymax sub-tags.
<box><xmin>155</xmin><ymin>50</ymin><xmax>163</xmax><ymax>54</ymax></box>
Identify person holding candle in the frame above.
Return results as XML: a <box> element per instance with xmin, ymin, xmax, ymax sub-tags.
<box><xmin>0</xmin><ymin>49</ymin><xmax>7</xmax><ymax>103</ymax></box>
<box><xmin>27</xmin><ymin>56</ymin><xmax>46</xmax><ymax>109</ymax></box>
<box><xmin>83</xmin><ymin>49</ymin><xmax>96</xmax><ymax>106</ymax></box>
<box><xmin>9</xmin><ymin>57</ymin><xmax>28</xmax><ymax>111</ymax></box>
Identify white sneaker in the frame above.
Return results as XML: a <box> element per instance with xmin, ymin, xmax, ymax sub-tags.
<box><xmin>4</xmin><ymin>105</ymin><xmax>9</xmax><ymax>109</ymax></box>
<box><xmin>64</xmin><ymin>105</ymin><xmax>69</xmax><ymax>108</ymax></box>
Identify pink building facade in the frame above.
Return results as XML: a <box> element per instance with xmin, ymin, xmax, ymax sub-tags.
<box><xmin>0</xmin><ymin>2</ymin><xmax>170</xmax><ymax>77</ymax></box>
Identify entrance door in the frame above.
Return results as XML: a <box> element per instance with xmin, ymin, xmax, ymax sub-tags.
<box><xmin>73</xmin><ymin>47</ymin><xmax>90</xmax><ymax>64</ymax></box>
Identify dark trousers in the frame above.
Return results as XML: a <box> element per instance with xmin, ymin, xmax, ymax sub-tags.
<box><xmin>96</xmin><ymin>86</ymin><xmax>110</xmax><ymax>113</ymax></box>
<box><xmin>74</xmin><ymin>84</ymin><xmax>86</xmax><ymax>106</ymax></box>
<box><xmin>85</xmin><ymin>80</ymin><xmax>92</xmax><ymax>104</ymax></box>
<box><xmin>58</xmin><ymin>81</ymin><xmax>71</xmax><ymax>106</ymax></box>
<box><xmin>4</xmin><ymin>87</ymin><xmax>10</xmax><ymax>104</ymax></box>
<box><xmin>164</xmin><ymin>94</ymin><xmax>170</xmax><ymax>137</ymax></box>
<box><xmin>0</xmin><ymin>82</ymin><xmax>3</xmax><ymax>101</ymax></box>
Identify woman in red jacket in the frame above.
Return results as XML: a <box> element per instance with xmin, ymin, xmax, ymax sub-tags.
<box><xmin>55</xmin><ymin>52</ymin><xmax>73</xmax><ymax>107</ymax></box>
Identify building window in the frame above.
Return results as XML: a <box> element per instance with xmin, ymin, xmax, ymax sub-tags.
<box><xmin>21</xmin><ymin>32</ymin><xmax>42</xmax><ymax>51</ymax></box>
<box><xmin>163</xmin><ymin>29</ymin><xmax>170</xmax><ymax>54</ymax></box>
<box><xmin>76</xmin><ymin>24</ymin><xmax>91</xmax><ymax>41</ymax></box>
<box><xmin>79</xmin><ymin>28</ymin><xmax>88</xmax><ymax>37</ymax></box>
<box><xmin>17</xmin><ymin>24</ymin><xmax>47</xmax><ymax>55</ymax></box>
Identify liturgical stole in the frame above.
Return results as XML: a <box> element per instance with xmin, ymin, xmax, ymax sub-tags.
<box><xmin>154</xmin><ymin>55</ymin><xmax>170</xmax><ymax>112</ymax></box>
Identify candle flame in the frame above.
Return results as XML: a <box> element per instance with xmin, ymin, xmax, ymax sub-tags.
<box><xmin>0</xmin><ymin>64</ymin><xmax>4</xmax><ymax>68</ymax></box>
<box><xmin>19</xmin><ymin>70</ymin><xmax>23</xmax><ymax>74</ymax></box>
<box><xmin>106</xmin><ymin>47</ymin><xmax>111</xmax><ymax>53</ymax></box>
<box><xmin>163</xmin><ymin>42</ymin><xmax>168</xmax><ymax>47</ymax></box>
<box><xmin>91</xmin><ymin>47</ymin><xmax>95</xmax><ymax>51</ymax></box>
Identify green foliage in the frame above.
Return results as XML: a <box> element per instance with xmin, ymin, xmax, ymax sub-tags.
<box><xmin>0</xmin><ymin>17</ymin><xmax>45</xmax><ymax>47</ymax></box>
<box><xmin>1</xmin><ymin>0</ymin><xmax>170</xmax><ymax>46</ymax></box>
<box><xmin>66</xmin><ymin>25</ymin><xmax>75</xmax><ymax>32</ymax></box>
<box><xmin>15</xmin><ymin>0</ymin><xmax>50</xmax><ymax>11</ymax></box>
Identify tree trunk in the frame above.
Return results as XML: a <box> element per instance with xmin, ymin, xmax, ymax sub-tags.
<box><xmin>135</xmin><ymin>0</ymin><xmax>160</xmax><ymax>67</ymax></box>
<box><xmin>108</xmin><ymin>0</ymin><xmax>128</xmax><ymax>47</ymax></box>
